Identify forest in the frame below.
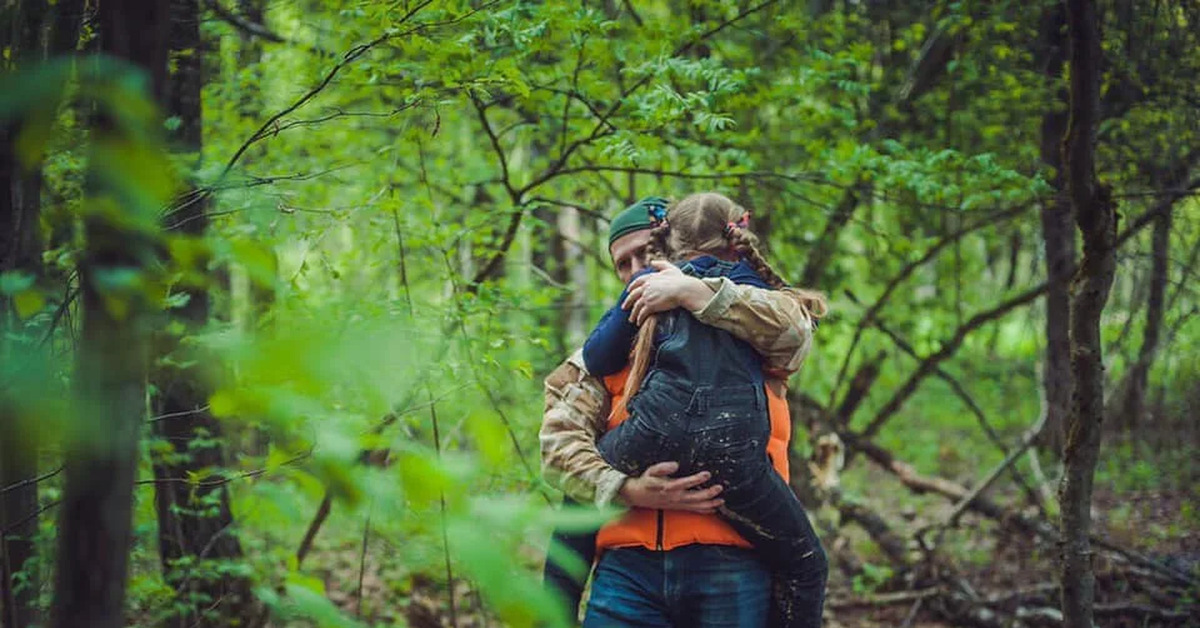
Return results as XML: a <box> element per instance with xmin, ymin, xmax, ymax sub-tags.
<box><xmin>0</xmin><ymin>0</ymin><xmax>1197</xmax><ymax>627</ymax></box>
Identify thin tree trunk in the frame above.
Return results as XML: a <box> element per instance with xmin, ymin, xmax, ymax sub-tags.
<box><xmin>150</xmin><ymin>2</ymin><xmax>254</xmax><ymax>626</ymax></box>
<box><xmin>1059</xmin><ymin>0</ymin><xmax>1117</xmax><ymax>626</ymax></box>
<box><xmin>1</xmin><ymin>1</ymin><xmax>59</xmax><ymax>625</ymax></box>
<box><xmin>1115</xmin><ymin>208</ymin><xmax>1170</xmax><ymax>430</ymax></box>
<box><xmin>1037</xmin><ymin>2</ymin><xmax>1074</xmax><ymax>456</ymax></box>
<box><xmin>49</xmin><ymin>2</ymin><xmax>170</xmax><ymax>628</ymax></box>
<box><xmin>557</xmin><ymin>206</ymin><xmax>587</xmax><ymax>349</ymax></box>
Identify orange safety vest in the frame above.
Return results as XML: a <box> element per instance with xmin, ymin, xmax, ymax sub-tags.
<box><xmin>595</xmin><ymin>366</ymin><xmax>791</xmax><ymax>551</ymax></box>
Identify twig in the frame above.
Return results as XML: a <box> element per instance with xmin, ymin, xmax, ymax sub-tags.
<box><xmin>204</xmin><ymin>0</ymin><xmax>285</xmax><ymax>43</ymax></box>
<box><xmin>292</xmin><ymin>411</ymin><xmax>404</xmax><ymax>569</ymax></box>
<box><xmin>0</xmin><ymin>499</ymin><xmax>60</xmax><ymax>537</ymax></box>
<box><xmin>355</xmin><ymin>506</ymin><xmax>371</xmax><ymax>618</ymax></box>
<box><xmin>845</xmin><ymin>433</ymin><xmax>1198</xmax><ymax>588</ymax></box>
<box><xmin>899</xmin><ymin>596</ymin><xmax>924</xmax><ymax>628</ymax></box>
<box><xmin>147</xmin><ymin>405</ymin><xmax>211</xmax><ymax>423</ymax></box>
<box><xmin>437</xmin><ymin>250</ymin><xmax>551</xmax><ymax>502</ymax></box>
<box><xmin>296</xmin><ymin>493</ymin><xmax>333</xmax><ymax>567</ymax></box>
<box><xmin>266</xmin><ymin>105</ymin><xmax>418</xmax><ymax>135</ymax></box>
<box><xmin>38</xmin><ymin>282</ymin><xmax>78</xmax><ymax>348</ymax></box>
<box><xmin>558</xmin><ymin>34</ymin><xmax>589</xmax><ymax>159</ymax></box>
<box><xmin>136</xmin><ymin>451</ymin><xmax>310</xmax><ymax>487</ymax></box>
<box><xmin>211</xmin><ymin>0</ymin><xmax>494</xmax><ymax>206</ymax></box>
<box><xmin>430</xmin><ymin>398</ymin><xmax>458</xmax><ymax>628</ymax></box>
<box><xmin>0</xmin><ymin>466</ymin><xmax>63</xmax><ymax>496</ymax></box>
<box><xmin>1025</xmin><ymin>444</ymin><xmax>1056</xmax><ymax>510</ymax></box>
<box><xmin>551</xmin><ymin>165</ymin><xmax>827</xmax><ymax>185</ymax></box>
<box><xmin>393</xmin><ymin>198</ymin><xmax>456</xmax><ymax>627</ymax></box>
<box><xmin>1114</xmin><ymin>176</ymin><xmax>1200</xmax><ymax>250</ymax></box>
<box><xmin>469</xmin><ymin>95</ymin><xmax>516</xmax><ymax>202</ymax></box>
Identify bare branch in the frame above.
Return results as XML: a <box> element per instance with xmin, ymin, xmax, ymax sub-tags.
<box><xmin>852</xmin><ymin>282</ymin><xmax>1048</xmax><ymax>445</ymax></box>
<box><xmin>827</xmin><ymin>205</ymin><xmax>1030</xmax><ymax>408</ymax></box>
<box><xmin>204</xmin><ymin>0</ymin><xmax>283</xmax><ymax>42</ymax></box>
<box><xmin>870</xmin><ymin>318</ymin><xmax>1047</xmax><ymax>514</ymax></box>
<box><xmin>0</xmin><ymin>466</ymin><xmax>63</xmax><ymax>496</ymax></box>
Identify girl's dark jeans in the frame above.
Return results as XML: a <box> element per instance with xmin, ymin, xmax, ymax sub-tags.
<box><xmin>597</xmin><ymin>372</ymin><xmax>828</xmax><ymax>628</ymax></box>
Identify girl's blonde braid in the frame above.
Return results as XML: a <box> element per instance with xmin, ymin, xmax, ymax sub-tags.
<box><xmin>624</xmin><ymin>222</ymin><xmax>671</xmax><ymax>399</ymax></box>
<box><xmin>727</xmin><ymin>225</ymin><xmax>829</xmax><ymax>320</ymax></box>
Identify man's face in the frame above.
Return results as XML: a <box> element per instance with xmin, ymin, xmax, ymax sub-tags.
<box><xmin>609</xmin><ymin>229</ymin><xmax>652</xmax><ymax>284</ymax></box>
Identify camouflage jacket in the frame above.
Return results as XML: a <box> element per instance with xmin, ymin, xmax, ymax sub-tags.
<box><xmin>539</xmin><ymin>276</ymin><xmax>815</xmax><ymax>507</ymax></box>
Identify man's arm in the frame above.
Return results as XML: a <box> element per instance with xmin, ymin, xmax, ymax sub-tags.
<box><xmin>539</xmin><ymin>351</ymin><xmax>625</xmax><ymax>506</ymax></box>
<box><xmin>693</xmin><ymin>278</ymin><xmax>815</xmax><ymax>379</ymax></box>
<box><xmin>624</xmin><ymin>261</ymin><xmax>816</xmax><ymax>379</ymax></box>
<box><xmin>539</xmin><ymin>351</ymin><xmax>724</xmax><ymax>510</ymax></box>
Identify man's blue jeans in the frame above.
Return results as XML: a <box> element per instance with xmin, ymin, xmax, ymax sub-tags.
<box><xmin>582</xmin><ymin>545</ymin><xmax>770</xmax><ymax>627</ymax></box>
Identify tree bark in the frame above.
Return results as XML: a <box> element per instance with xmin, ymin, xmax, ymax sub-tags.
<box><xmin>49</xmin><ymin>2</ymin><xmax>170</xmax><ymax>628</ymax></box>
<box><xmin>1036</xmin><ymin>2</ymin><xmax>1074</xmax><ymax>455</ymax></box>
<box><xmin>1059</xmin><ymin>1</ymin><xmax>1117</xmax><ymax>626</ymax></box>
<box><xmin>150</xmin><ymin>2</ymin><xmax>254</xmax><ymax>626</ymax></box>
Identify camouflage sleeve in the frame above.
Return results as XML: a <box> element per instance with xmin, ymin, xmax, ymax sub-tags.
<box><xmin>539</xmin><ymin>350</ymin><xmax>628</xmax><ymax>507</ymax></box>
<box><xmin>692</xmin><ymin>277</ymin><xmax>815</xmax><ymax>378</ymax></box>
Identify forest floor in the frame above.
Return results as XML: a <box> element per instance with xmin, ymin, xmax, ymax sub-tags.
<box><xmin>292</xmin><ymin>454</ymin><xmax>1198</xmax><ymax>628</ymax></box>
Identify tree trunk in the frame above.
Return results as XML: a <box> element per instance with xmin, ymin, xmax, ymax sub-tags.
<box><xmin>49</xmin><ymin>2</ymin><xmax>170</xmax><ymax>628</ymax></box>
<box><xmin>1</xmin><ymin>1</ymin><xmax>61</xmax><ymax>625</ymax></box>
<box><xmin>150</xmin><ymin>1</ymin><xmax>254</xmax><ymax>626</ymax></box>
<box><xmin>1037</xmin><ymin>2</ymin><xmax>1074</xmax><ymax>456</ymax></box>
<box><xmin>557</xmin><ymin>206</ymin><xmax>587</xmax><ymax>349</ymax></box>
<box><xmin>1115</xmin><ymin>208</ymin><xmax>1170</xmax><ymax>431</ymax></box>
<box><xmin>1059</xmin><ymin>1</ymin><xmax>1117</xmax><ymax>626</ymax></box>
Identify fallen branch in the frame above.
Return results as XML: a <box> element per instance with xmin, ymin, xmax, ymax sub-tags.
<box><xmin>842</xmin><ymin>432</ymin><xmax>1198</xmax><ymax>588</ymax></box>
<box><xmin>828</xmin><ymin>587</ymin><xmax>940</xmax><ymax>609</ymax></box>
<box><xmin>868</xmin><ymin>316</ymin><xmax>1046</xmax><ymax>513</ymax></box>
<box><xmin>943</xmin><ymin>410</ymin><xmax>1048</xmax><ymax>526</ymax></box>
<box><xmin>836</xmin><ymin>497</ymin><xmax>911</xmax><ymax>570</ymax></box>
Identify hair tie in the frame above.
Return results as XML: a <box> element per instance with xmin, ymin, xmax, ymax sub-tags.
<box><xmin>724</xmin><ymin>211</ymin><xmax>751</xmax><ymax>238</ymax></box>
<box><xmin>647</xmin><ymin>203</ymin><xmax>668</xmax><ymax>227</ymax></box>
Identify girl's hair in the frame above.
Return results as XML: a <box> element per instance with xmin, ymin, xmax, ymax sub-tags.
<box><xmin>624</xmin><ymin>192</ymin><xmax>828</xmax><ymax>398</ymax></box>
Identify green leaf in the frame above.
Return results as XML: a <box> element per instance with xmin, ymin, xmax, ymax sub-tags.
<box><xmin>13</xmin><ymin>289</ymin><xmax>45</xmax><ymax>319</ymax></box>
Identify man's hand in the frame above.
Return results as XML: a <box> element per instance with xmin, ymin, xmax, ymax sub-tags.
<box><xmin>622</xmin><ymin>261</ymin><xmax>713</xmax><ymax>325</ymax></box>
<box><xmin>618</xmin><ymin>461</ymin><xmax>725</xmax><ymax>513</ymax></box>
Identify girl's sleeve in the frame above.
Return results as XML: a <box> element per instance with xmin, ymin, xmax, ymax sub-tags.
<box><xmin>728</xmin><ymin>263</ymin><xmax>773</xmax><ymax>289</ymax></box>
<box><xmin>582</xmin><ymin>269</ymin><xmax>652</xmax><ymax>376</ymax></box>
<box><xmin>582</xmin><ymin>300</ymin><xmax>639</xmax><ymax>377</ymax></box>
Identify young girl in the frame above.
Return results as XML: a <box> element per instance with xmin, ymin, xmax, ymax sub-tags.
<box><xmin>582</xmin><ymin>192</ymin><xmax>828</xmax><ymax>628</ymax></box>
